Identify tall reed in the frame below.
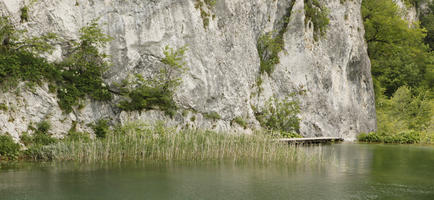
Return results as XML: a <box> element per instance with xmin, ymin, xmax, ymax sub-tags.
<box><xmin>35</xmin><ymin>122</ymin><xmax>326</xmax><ymax>164</ymax></box>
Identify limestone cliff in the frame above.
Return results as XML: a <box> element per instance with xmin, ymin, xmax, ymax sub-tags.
<box><xmin>0</xmin><ymin>0</ymin><xmax>377</xmax><ymax>141</ymax></box>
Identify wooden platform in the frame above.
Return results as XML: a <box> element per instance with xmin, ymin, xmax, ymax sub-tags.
<box><xmin>278</xmin><ymin>137</ymin><xmax>344</xmax><ymax>144</ymax></box>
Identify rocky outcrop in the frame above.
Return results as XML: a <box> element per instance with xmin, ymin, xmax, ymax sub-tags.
<box><xmin>0</xmin><ymin>0</ymin><xmax>376</xmax><ymax>141</ymax></box>
<box><xmin>394</xmin><ymin>0</ymin><xmax>419</xmax><ymax>25</ymax></box>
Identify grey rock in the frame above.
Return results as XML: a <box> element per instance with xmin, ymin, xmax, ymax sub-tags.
<box><xmin>0</xmin><ymin>0</ymin><xmax>377</xmax><ymax>141</ymax></box>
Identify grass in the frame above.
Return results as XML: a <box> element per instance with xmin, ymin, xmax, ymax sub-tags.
<box><xmin>26</xmin><ymin>122</ymin><xmax>326</xmax><ymax>164</ymax></box>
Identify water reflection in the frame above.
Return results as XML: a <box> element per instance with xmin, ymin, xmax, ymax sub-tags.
<box><xmin>1</xmin><ymin>144</ymin><xmax>433</xmax><ymax>200</ymax></box>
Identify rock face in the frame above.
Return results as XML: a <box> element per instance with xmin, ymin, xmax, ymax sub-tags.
<box><xmin>394</xmin><ymin>0</ymin><xmax>418</xmax><ymax>25</ymax></box>
<box><xmin>0</xmin><ymin>0</ymin><xmax>376</xmax><ymax>141</ymax></box>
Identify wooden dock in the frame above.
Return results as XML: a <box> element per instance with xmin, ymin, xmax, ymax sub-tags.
<box><xmin>278</xmin><ymin>137</ymin><xmax>344</xmax><ymax>144</ymax></box>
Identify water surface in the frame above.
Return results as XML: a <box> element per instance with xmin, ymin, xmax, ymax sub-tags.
<box><xmin>1</xmin><ymin>144</ymin><xmax>433</xmax><ymax>200</ymax></box>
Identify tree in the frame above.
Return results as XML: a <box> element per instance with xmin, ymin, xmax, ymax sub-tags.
<box><xmin>362</xmin><ymin>0</ymin><xmax>432</xmax><ymax>97</ymax></box>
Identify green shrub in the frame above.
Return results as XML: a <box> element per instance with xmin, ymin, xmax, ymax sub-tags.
<box><xmin>23</xmin><ymin>144</ymin><xmax>55</xmax><ymax>161</ymax></box>
<box><xmin>281</xmin><ymin>132</ymin><xmax>303</xmax><ymax>139</ymax></box>
<box><xmin>204</xmin><ymin>111</ymin><xmax>221</xmax><ymax>120</ymax></box>
<box><xmin>232</xmin><ymin>117</ymin><xmax>247</xmax><ymax>129</ymax></box>
<box><xmin>363</xmin><ymin>0</ymin><xmax>432</xmax><ymax>97</ymax></box>
<box><xmin>256</xmin><ymin>1</ymin><xmax>295</xmax><ymax>76</ymax></box>
<box><xmin>19</xmin><ymin>132</ymin><xmax>33</xmax><ymax>146</ymax></box>
<box><xmin>66</xmin><ymin>131</ymin><xmax>91</xmax><ymax>142</ymax></box>
<box><xmin>257</xmin><ymin>33</ymin><xmax>283</xmax><ymax>75</ymax></box>
<box><xmin>373</xmin><ymin>86</ymin><xmax>433</xmax><ymax>144</ymax></box>
<box><xmin>0</xmin><ymin>134</ymin><xmax>20</xmax><ymax>160</ymax></box>
<box><xmin>19</xmin><ymin>121</ymin><xmax>57</xmax><ymax>147</ymax></box>
<box><xmin>204</xmin><ymin>0</ymin><xmax>216</xmax><ymax>7</ymax></box>
<box><xmin>32</xmin><ymin>121</ymin><xmax>57</xmax><ymax>146</ymax></box>
<box><xmin>118</xmin><ymin>75</ymin><xmax>177</xmax><ymax>117</ymax></box>
<box><xmin>37</xmin><ymin>120</ymin><xmax>51</xmax><ymax>134</ymax></box>
<box><xmin>420</xmin><ymin>2</ymin><xmax>434</xmax><ymax>51</ymax></box>
<box><xmin>255</xmin><ymin>95</ymin><xmax>301</xmax><ymax>137</ymax></box>
<box><xmin>403</xmin><ymin>0</ymin><xmax>427</xmax><ymax>8</ymax></box>
<box><xmin>55</xmin><ymin>20</ymin><xmax>113</xmax><ymax>113</ymax></box>
<box><xmin>20</xmin><ymin>6</ymin><xmax>29</xmax><ymax>22</ymax></box>
<box><xmin>357</xmin><ymin>132</ymin><xmax>381</xmax><ymax>143</ymax></box>
<box><xmin>0</xmin><ymin>17</ymin><xmax>57</xmax><ymax>90</ymax></box>
<box><xmin>93</xmin><ymin>119</ymin><xmax>110</xmax><ymax>139</ymax></box>
<box><xmin>0</xmin><ymin>17</ymin><xmax>113</xmax><ymax>113</ymax></box>
<box><xmin>358</xmin><ymin>131</ymin><xmax>423</xmax><ymax>144</ymax></box>
<box><xmin>32</xmin><ymin>132</ymin><xmax>57</xmax><ymax>146</ymax></box>
<box><xmin>0</xmin><ymin>103</ymin><xmax>7</xmax><ymax>111</ymax></box>
<box><xmin>195</xmin><ymin>0</ymin><xmax>216</xmax><ymax>29</ymax></box>
<box><xmin>118</xmin><ymin>46</ymin><xmax>187</xmax><ymax>117</ymax></box>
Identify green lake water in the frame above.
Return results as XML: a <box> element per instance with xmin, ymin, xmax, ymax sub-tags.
<box><xmin>1</xmin><ymin>143</ymin><xmax>433</xmax><ymax>200</ymax></box>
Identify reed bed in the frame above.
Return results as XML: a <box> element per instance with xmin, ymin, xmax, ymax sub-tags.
<box><xmin>36</xmin><ymin>122</ymin><xmax>327</xmax><ymax>164</ymax></box>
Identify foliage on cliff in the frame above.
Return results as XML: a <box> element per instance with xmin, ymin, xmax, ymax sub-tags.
<box><xmin>0</xmin><ymin>17</ymin><xmax>112</xmax><ymax>113</ymax></box>
<box><xmin>117</xmin><ymin>46</ymin><xmax>188</xmax><ymax>117</ymax></box>
<box><xmin>304</xmin><ymin>0</ymin><xmax>330</xmax><ymax>41</ymax></box>
<box><xmin>194</xmin><ymin>0</ymin><xmax>216</xmax><ymax>29</ymax></box>
<box><xmin>55</xmin><ymin>20</ymin><xmax>113</xmax><ymax>113</ymax></box>
<box><xmin>0</xmin><ymin>17</ymin><xmax>57</xmax><ymax>89</ymax></box>
<box><xmin>363</xmin><ymin>0</ymin><xmax>432</xmax><ymax>97</ymax></box>
<box><xmin>362</xmin><ymin>0</ymin><xmax>433</xmax><ymax>144</ymax></box>
<box><xmin>420</xmin><ymin>1</ymin><xmax>434</xmax><ymax>51</ymax></box>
